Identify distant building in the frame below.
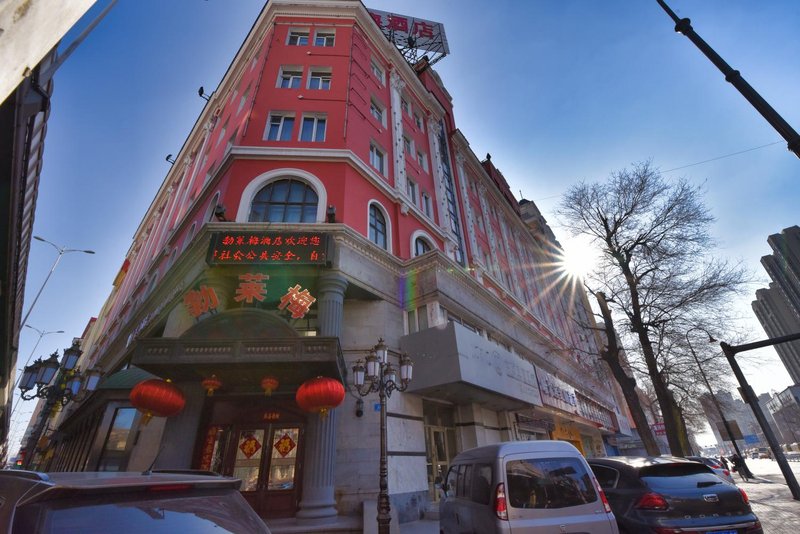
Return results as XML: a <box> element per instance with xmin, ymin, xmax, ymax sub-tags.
<box><xmin>752</xmin><ymin>226</ymin><xmax>800</xmax><ymax>383</ymax></box>
<box><xmin>700</xmin><ymin>391</ymin><xmax>767</xmax><ymax>453</ymax></box>
<box><xmin>766</xmin><ymin>386</ymin><xmax>800</xmax><ymax>447</ymax></box>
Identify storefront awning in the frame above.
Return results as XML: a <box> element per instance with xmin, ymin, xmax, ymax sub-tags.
<box><xmin>400</xmin><ymin>322</ymin><xmax>543</xmax><ymax>411</ymax></box>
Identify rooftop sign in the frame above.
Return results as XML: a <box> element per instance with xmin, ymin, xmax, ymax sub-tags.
<box><xmin>367</xmin><ymin>8</ymin><xmax>449</xmax><ymax>66</ymax></box>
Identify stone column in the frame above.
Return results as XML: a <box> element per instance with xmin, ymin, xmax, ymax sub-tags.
<box><xmin>296</xmin><ymin>271</ymin><xmax>348</xmax><ymax>523</ymax></box>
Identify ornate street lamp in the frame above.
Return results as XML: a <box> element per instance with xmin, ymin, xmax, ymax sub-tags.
<box><xmin>352</xmin><ymin>338</ymin><xmax>413</xmax><ymax>534</ymax></box>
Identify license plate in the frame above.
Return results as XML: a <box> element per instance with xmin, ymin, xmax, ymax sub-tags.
<box><xmin>706</xmin><ymin>530</ymin><xmax>736</xmax><ymax>534</ymax></box>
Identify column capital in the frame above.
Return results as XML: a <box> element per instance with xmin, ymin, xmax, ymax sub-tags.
<box><xmin>318</xmin><ymin>270</ymin><xmax>349</xmax><ymax>296</ymax></box>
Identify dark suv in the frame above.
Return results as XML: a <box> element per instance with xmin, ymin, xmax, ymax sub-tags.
<box><xmin>0</xmin><ymin>469</ymin><xmax>270</xmax><ymax>533</ymax></box>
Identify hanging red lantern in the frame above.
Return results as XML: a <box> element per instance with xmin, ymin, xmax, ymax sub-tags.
<box><xmin>130</xmin><ymin>378</ymin><xmax>186</xmax><ymax>425</ymax></box>
<box><xmin>295</xmin><ymin>376</ymin><xmax>345</xmax><ymax>418</ymax></box>
<box><xmin>201</xmin><ymin>374</ymin><xmax>222</xmax><ymax>396</ymax></box>
<box><xmin>260</xmin><ymin>375</ymin><xmax>279</xmax><ymax>396</ymax></box>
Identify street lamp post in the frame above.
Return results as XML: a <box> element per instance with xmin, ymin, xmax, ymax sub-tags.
<box><xmin>20</xmin><ymin>236</ymin><xmax>94</xmax><ymax>329</ymax></box>
<box><xmin>685</xmin><ymin>328</ymin><xmax>749</xmax><ymax>471</ymax></box>
<box><xmin>18</xmin><ymin>341</ymin><xmax>102</xmax><ymax>469</ymax></box>
<box><xmin>9</xmin><ymin>325</ymin><xmax>64</xmax><ymax>420</ymax></box>
<box><xmin>352</xmin><ymin>338</ymin><xmax>414</xmax><ymax>534</ymax></box>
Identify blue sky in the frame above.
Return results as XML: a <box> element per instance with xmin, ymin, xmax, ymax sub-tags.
<box><xmin>10</xmin><ymin>0</ymin><xmax>800</xmax><ymax>449</ymax></box>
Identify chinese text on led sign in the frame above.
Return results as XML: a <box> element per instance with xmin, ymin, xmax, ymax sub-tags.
<box><xmin>207</xmin><ymin>232</ymin><xmax>329</xmax><ymax>265</ymax></box>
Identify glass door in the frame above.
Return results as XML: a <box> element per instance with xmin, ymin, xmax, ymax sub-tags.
<box><xmin>425</xmin><ymin>426</ymin><xmax>456</xmax><ymax>501</ymax></box>
<box><xmin>224</xmin><ymin>424</ymin><xmax>302</xmax><ymax>518</ymax></box>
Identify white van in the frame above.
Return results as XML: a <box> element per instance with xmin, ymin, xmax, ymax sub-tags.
<box><xmin>439</xmin><ymin>441</ymin><xmax>618</xmax><ymax>534</ymax></box>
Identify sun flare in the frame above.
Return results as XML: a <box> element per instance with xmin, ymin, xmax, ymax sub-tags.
<box><xmin>558</xmin><ymin>236</ymin><xmax>599</xmax><ymax>281</ymax></box>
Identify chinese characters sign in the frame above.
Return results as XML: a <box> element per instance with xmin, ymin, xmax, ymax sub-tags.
<box><xmin>536</xmin><ymin>368</ymin><xmax>579</xmax><ymax>414</ymax></box>
<box><xmin>367</xmin><ymin>8</ymin><xmax>449</xmax><ymax>62</ymax></box>
<box><xmin>184</xmin><ymin>279</ymin><xmax>316</xmax><ymax>320</ymax></box>
<box><xmin>279</xmin><ymin>284</ymin><xmax>317</xmax><ymax>319</ymax></box>
<box><xmin>184</xmin><ymin>285</ymin><xmax>219</xmax><ymax>318</ymax></box>
<box><xmin>207</xmin><ymin>232</ymin><xmax>329</xmax><ymax>265</ymax></box>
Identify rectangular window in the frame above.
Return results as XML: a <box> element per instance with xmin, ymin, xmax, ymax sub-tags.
<box><xmin>288</xmin><ymin>30</ymin><xmax>309</xmax><ymax>46</ymax></box>
<box><xmin>216</xmin><ymin>119</ymin><xmax>228</xmax><ymax>146</ymax></box>
<box><xmin>370</xmin><ymin>98</ymin><xmax>386</xmax><ymax>126</ymax></box>
<box><xmin>371</xmin><ymin>59</ymin><xmax>385</xmax><ymax>84</ymax></box>
<box><xmin>266</xmin><ymin>113</ymin><xmax>295</xmax><ymax>141</ymax></box>
<box><xmin>314</xmin><ymin>30</ymin><xmax>335</xmax><ymax>47</ymax></box>
<box><xmin>300</xmin><ymin>114</ymin><xmax>326</xmax><ymax>142</ymax></box>
<box><xmin>417</xmin><ymin>151</ymin><xmax>428</xmax><ymax>171</ymax></box>
<box><xmin>369</xmin><ymin>143</ymin><xmax>385</xmax><ymax>175</ymax></box>
<box><xmin>96</xmin><ymin>407</ymin><xmax>137</xmax><ymax>472</ymax></box>
<box><xmin>238</xmin><ymin>84</ymin><xmax>251</xmax><ymax>113</ymax></box>
<box><xmin>225</xmin><ymin>128</ymin><xmax>238</xmax><ymax>152</ymax></box>
<box><xmin>278</xmin><ymin>66</ymin><xmax>303</xmax><ymax>89</ymax></box>
<box><xmin>308</xmin><ymin>68</ymin><xmax>332</xmax><ymax>90</ymax></box>
<box><xmin>407</xmin><ymin>179</ymin><xmax>418</xmax><ymax>203</ymax></box>
<box><xmin>403</xmin><ymin>136</ymin><xmax>413</xmax><ymax>155</ymax></box>
<box><xmin>506</xmin><ymin>458</ymin><xmax>597</xmax><ymax>509</ymax></box>
<box><xmin>421</xmin><ymin>192</ymin><xmax>432</xmax><ymax>217</ymax></box>
<box><xmin>414</xmin><ymin>113</ymin><xmax>424</xmax><ymax>131</ymax></box>
<box><xmin>401</xmin><ymin>97</ymin><xmax>411</xmax><ymax>116</ymax></box>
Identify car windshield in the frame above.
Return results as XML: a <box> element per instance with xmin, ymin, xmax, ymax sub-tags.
<box><xmin>14</xmin><ymin>489</ymin><xmax>267</xmax><ymax>534</ymax></box>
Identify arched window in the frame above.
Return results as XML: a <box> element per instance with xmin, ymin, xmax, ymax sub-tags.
<box><xmin>369</xmin><ymin>204</ymin><xmax>387</xmax><ymax>249</ymax></box>
<box><xmin>249</xmin><ymin>178</ymin><xmax>318</xmax><ymax>222</ymax></box>
<box><xmin>414</xmin><ymin>237</ymin><xmax>432</xmax><ymax>256</ymax></box>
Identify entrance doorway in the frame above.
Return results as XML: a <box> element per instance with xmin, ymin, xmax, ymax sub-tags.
<box><xmin>225</xmin><ymin>425</ymin><xmax>302</xmax><ymax>517</ymax></box>
<box><xmin>423</xmin><ymin>401</ymin><xmax>456</xmax><ymax>502</ymax></box>
<box><xmin>197</xmin><ymin>399</ymin><xmax>305</xmax><ymax>518</ymax></box>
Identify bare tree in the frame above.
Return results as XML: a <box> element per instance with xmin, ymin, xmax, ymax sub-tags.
<box><xmin>558</xmin><ymin>162</ymin><xmax>747</xmax><ymax>456</ymax></box>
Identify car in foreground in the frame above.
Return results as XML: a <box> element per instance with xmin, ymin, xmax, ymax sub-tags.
<box><xmin>588</xmin><ymin>456</ymin><xmax>762</xmax><ymax>534</ymax></box>
<box><xmin>0</xmin><ymin>469</ymin><xmax>270</xmax><ymax>533</ymax></box>
<box><xmin>685</xmin><ymin>455</ymin><xmax>736</xmax><ymax>484</ymax></box>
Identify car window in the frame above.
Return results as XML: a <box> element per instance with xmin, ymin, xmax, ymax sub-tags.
<box><xmin>506</xmin><ymin>457</ymin><xmax>597</xmax><ymax>509</ymax></box>
<box><xmin>640</xmin><ymin>463</ymin><xmax>722</xmax><ymax>490</ymax></box>
<box><xmin>471</xmin><ymin>464</ymin><xmax>492</xmax><ymax>505</ymax></box>
<box><xmin>458</xmin><ymin>464</ymin><xmax>473</xmax><ymax>498</ymax></box>
<box><xmin>590</xmin><ymin>464</ymin><xmax>619</xmax><ymax>489</ymax></box>
<box><xmin>13</xmin><ymin>489</ymin><xmax>268</xmax><ymax>534</ymax></box>
<box><xmin>445</xmin><ymin>465</ymin><xmax>458</xmax><ymax>496</ymax></box>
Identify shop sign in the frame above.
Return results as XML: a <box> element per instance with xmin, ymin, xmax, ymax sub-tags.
<box><xmin>367</xmin><ymin>8</ymin><xmax>449</xmax><ymax>56</ymax></box>
<box><xmin>536</xmin><ymin>368</ymin><xmax>578</xmax><ymax>414</ymax></box>
<box><xmin>207</xmin><ymin>232</ymin><xmax>329</xmax><ymax>265</ymax></box>
<box><xmin>652</xmin><ymin>422</ymin><xmax>667</xmax><ymax>436</ymax></box>
<box><xmin>183</xmin><ymin>285</ymin><xmax>220</xmax><ymax>318</ymax></box>
<box><xmin>234</xmin><ymin>273</ymin><xmax>269</xmax><ymax>303</ymax></box>
<box><xmin>278</xmin><ymin>284</ymin><xmax>316</xmax><ymax>319</ymax></box>
<box><xmin>263</xmin><ymin>411</ymin><xmax>280</xmax><ymax>421</ymax></box>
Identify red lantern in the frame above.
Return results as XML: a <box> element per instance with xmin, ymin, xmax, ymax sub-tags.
<box><xmin>201</xmin><ymin>374</ymin><xmax>222</xmax><ymax>396</ymax></box>
<box><xmin>130</xmin><ymin>378</ymin><xmax>186</xmax><ymax>425</ymax></box>
<box><xmin>261</xmin><ymin>375</ymin><xmax>279</xmax><ymax>396</ymax></box>
<box><xmin>295</xmin><ymin>376</ymin><xmax>345</xmax><ymax>418</ymax></box>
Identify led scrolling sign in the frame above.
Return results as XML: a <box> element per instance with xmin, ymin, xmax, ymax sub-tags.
<box><xmin>207</xmin><ymin>232</ymin><xmax>330</xmax><ymax>265</ymax></box>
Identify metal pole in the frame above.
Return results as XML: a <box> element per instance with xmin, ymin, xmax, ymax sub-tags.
<box><xmin>377</xmin><ymin>372</ymin><xmax>391</xmax><ymax>534</ymax></box>
<box><xmin>656</xmin><ymin>0</ymin><xmax>800</xmax><ymax>158</ymax></box>
<box><xmin>720</xmin><ymin>340</ymin><xmax>800</xmax><ymax>500</ymax></box>
<box><xmin>685</xmin><ymin>331</ymin><xmax>747</xmax><ymax>463</ymax></box>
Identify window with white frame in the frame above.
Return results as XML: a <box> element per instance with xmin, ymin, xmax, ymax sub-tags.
<box><xmin>225</xmin><ymin>128</ymin><xmax>238</xmax><ymax>152</ymax></box>
<box><xmin>403</xmin><ymin>135</ymin><xmax>413</xmax><ymax>155</ymax></box>
<box><xmin>249</xmin><ymin>178</ymin><xmax>319</xmax><ymax>223</ymax></box>
<box><xmin>204</xmin><ymin>162</ymin><xmax>215</xmax><ymax>185</ymax></box>
<box><xmin>421</xmin><ymin>192</ymin><xmax>432</xmax><ymax>217</ymax></box>
<box><xmin>300</xmin><ymin>114</ymin><xmax>326</xmax><ymax>142</ymax></box>
<box><xmin>369</xmin><ymin>204</ymin><xmax>388</xmax><ymax>249</ymax></box>
<box><xmin>414</xmin><ymin>237</ymin><xmax>432</xmax><ymax>257</ymax></box>
<box><xmin>370</xmin><ymin>98</ymin><xmax>386</xmax><ymax>126</ymax></box>
<box><xmin>401</xmin><ymin>97</ymin><xmax>411</xmax><ymax>116</ymax></box>
<box><xmin>238</xmin><ymin>84</ymin><xmax>251</xmax><ymax>113</ymax></box>
<box><xmin>216</xmin><ymin>119</ymin><xmax>228</xmax><ymax>146</ymax></box>
<box><xmin>406</xmin><ymin>178</ymin><xmax>418</xmax><ymax>203</ymax></box>
<box><xmin>314</xmin><ymin>30</ymin><xmax>335</xmax><ymax>47</ymax></box>
<box><xmin>416</xmin><ymin>151</ymin><xmax>428</xmax><ymax>171</ymax></box>
<box><xmin>369</xmin><ymin>143</ymin><xmax>385</xmax><ymax>175</ymax></box>
<box><xmin>308</xmin><ymin>68</ymin><xmax>331</xmax><ymax>90</ymax></box>
<box><xmin>414</xmin><ymin>112</ymin><xmax>424</xmax><ymax>131</ymax></box>
<box><xmin>278</xmin><ymin>66</ymin><xmax>303</xmax><ymax>89</ymax></box>
<box><xmin>477</xmin><ymin>215</ymin><xmax>486</xmax><ymax>233</ymax></box>
<box><xmin>407</xmin><ymin>304</ymin><xmax>429</xmax><ymax>334</ymax></box>
<box><xmin>370</xmin><ymin>59</ymin><xmax>385</xmax><ymax>84</ymax></box>
<box><xmin>288</xmin><ymin>29</ymin><xmax>309</xmax><ymax>46</ymax></box>
<box><xmin>265</xmin><ymin>113</ymin><xmax>295</xmax><ymax>141</ymax></box>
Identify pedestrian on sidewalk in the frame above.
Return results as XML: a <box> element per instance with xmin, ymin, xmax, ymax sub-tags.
<box><xmin>729</xmin><ymin>453</ymin><xmax>754</xmax><ymax>481</ymax></box>
<box><xmin>719</xmin><ymin>455</ymin><xmax>729</xmax><ymax>470</ymax></box>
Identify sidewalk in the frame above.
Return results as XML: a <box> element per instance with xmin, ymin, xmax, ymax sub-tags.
<box><xmin>399</xmin><ymin>518</ymin><xmax>438</xmax><ymax>534</ymax></box>
<box><xmin>737</xmin><ymin>475</ymin><xmax>800</xmax><ymax>533</ymax></box>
